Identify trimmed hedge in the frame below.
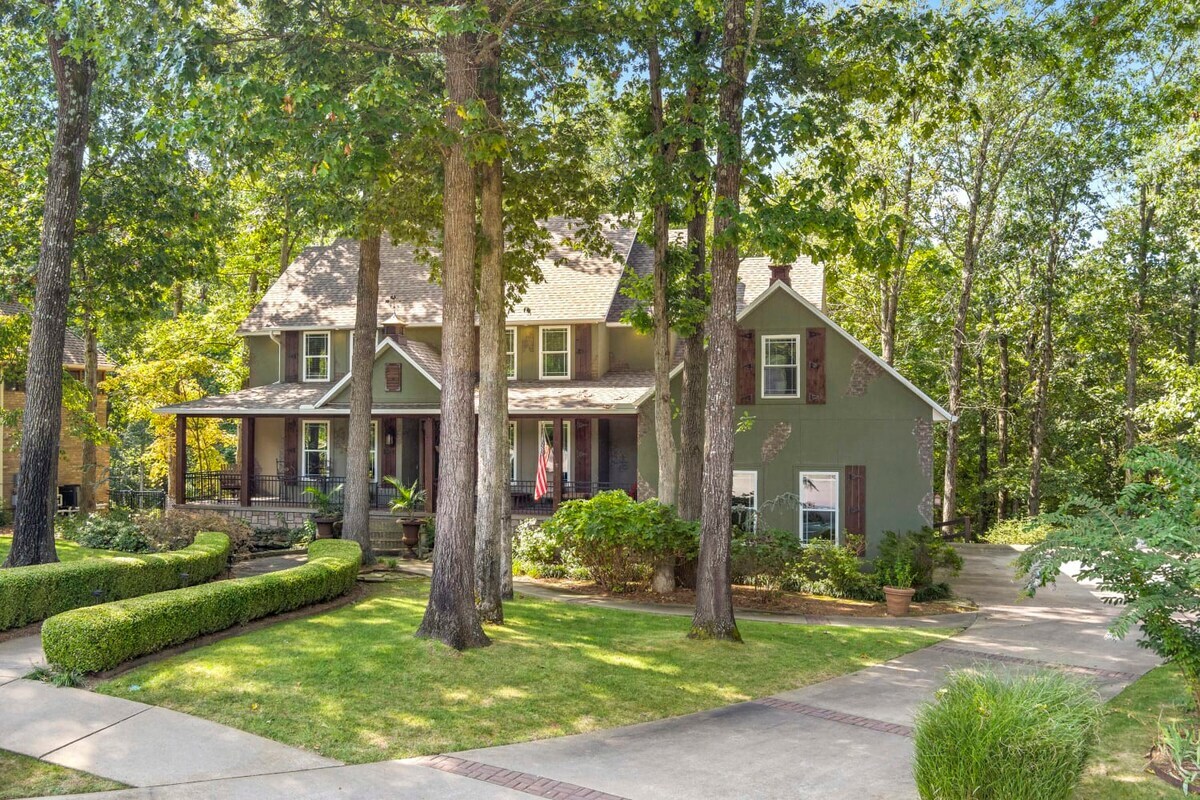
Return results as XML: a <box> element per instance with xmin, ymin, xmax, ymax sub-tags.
<box><xmin>0</xmin><ymin>532</ymin><xmax>231</xmax><ymax>631</ymax></box>
<box><xmin>42</xmin><ymin>539</ymin><xmax>362</xmax><ymax>673</ymax></box>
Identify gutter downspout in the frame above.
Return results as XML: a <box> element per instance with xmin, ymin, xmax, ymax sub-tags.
<box><xmin>269</xmin><ymin>332</ymin><xmax>282</xmax><ymax>383</ymax></box>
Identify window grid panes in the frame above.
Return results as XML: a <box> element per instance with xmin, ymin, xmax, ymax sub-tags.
<box><xmin>505</xmin><ymin>328</ymin><xmax>517</xmax><ymax>379</ymax></box>
<box><xmin>303</xmin><ymin>332</ymin><xmax>330</xmax><ymax>381</ymax></box>
<box><xmin>799</xmin><ymin>471</ymin><xmax>838</xmax><ymax>542</ymax></box>
<box><xmin>762</xmin><ymin>335</ymin><xmax>799</xmax><ymax>397</ymax></box>
<box><xmin>541</xmin><ymin>327</ymin><xmax>569</xmax><ymax>379</ymax></box>
<box><xmin>731</xmin><ymin>470</ymin><xmax>758</xmax><ymax>532</ymax></box>
<box><xmin>538</xmin><ymin>420</ymin><xmax>570</xmax><ymax>482</ymax></box>
<box><xmin>302</xmin><ymin>421</ymin><xmax>330</xmax><ymax>477</ymax></box>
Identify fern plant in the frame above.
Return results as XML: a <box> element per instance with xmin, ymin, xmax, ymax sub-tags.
<box><xmin>1017</xmin><ymin>445</ymin><xmax>1200</xmax><ymax>713</ymax></box>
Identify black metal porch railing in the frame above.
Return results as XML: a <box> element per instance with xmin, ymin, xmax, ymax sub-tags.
<box><xmin>110</xmin><ymin>489</ymin><xmax>167</xmax><ymax>512</ymax></box>
<box><xmin>184</xmin><ymin>472</ymin><xmax>633</xmax><ymax>515</ymax></box>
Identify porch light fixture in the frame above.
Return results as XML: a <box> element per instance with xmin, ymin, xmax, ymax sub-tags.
<box><xmin>385</xmin><ymin>430</ymin><xmax>396</xmax><ymax>447</ymax></box>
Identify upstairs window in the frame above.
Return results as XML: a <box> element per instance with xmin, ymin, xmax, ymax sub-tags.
<box><xmin>506</xmin><ymin>327</ymin><xmax>517</xmax><ymax>379</ymax></box>
<box><xmin>762</xmin><ymin>335</ymin><xmax>799</xmax><ymax>398</ymax></box>
<box><xmin>540</xmin><ymin>326</ymin><xmax>570</xmax><ymax>379</ymax></box>
<box><xmin>303</xmin><ymin>332</ymin><xmax>330</xmax><ymax>382</ymax></box>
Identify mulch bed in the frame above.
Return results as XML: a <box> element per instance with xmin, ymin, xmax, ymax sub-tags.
<box><xmin>1150</xmin><ymin>742</ymin><xmax>1200</xmax><ymax>794</ymax></box>
<box><xmin>525</xmin><ymin>577</ymin><xmax>975</xmax><ymax>617</ymax></box>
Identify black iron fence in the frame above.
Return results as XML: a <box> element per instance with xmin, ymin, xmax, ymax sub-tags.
<box><xmin>110</xmin><ymin>489</ymin><xmax>167</xmax><ymax>512</ymax></box>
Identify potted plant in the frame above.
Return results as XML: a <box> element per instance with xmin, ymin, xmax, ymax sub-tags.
<box><xmin>882</xmin><ymin>560</ymin><xmax>917</xmax><ymax>616</ymax></box>
<box><xmin>302</xmin><ymin>483</ymin><xmax>343</xmax><ymax>539</ymax></box>
<box><xmin>384</xmin><ymin>477</ymin><xmax>426</xmax><ymax>555</ymax></box>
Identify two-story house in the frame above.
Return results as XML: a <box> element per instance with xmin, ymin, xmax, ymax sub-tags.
<box><xmin>157</xmin><ymin>219</ymin><xmax>950</xmax><ymax>552</ymax></box>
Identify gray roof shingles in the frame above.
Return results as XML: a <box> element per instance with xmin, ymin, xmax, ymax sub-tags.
<box><xmin>0</xmin><ymin>300</ymin><xmax>117</xmax><ymax>369</ymax></box>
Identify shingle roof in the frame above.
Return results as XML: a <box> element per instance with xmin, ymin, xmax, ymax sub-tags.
<box><xmin>507</xmin><ymin>371</ymin><xmax>653</xmax><ymax>413</ymax></box>
<box><xmin>239</xmin><ymin>217</ymin><xmax>640</xmax><ymax>334</ymax></box>
<box><xmin>0</xmin><ymin>301</ymin><xmax>116</xmax><ymax>369</ymax></box>
<box><xmin>156</xmin><ymin>383</ymin><xmax>331</xmax><ymax>414</ymax></box>
<box><xmin>607</xmin><ymin>236</ymin><xmax>825</xmax><ymax>324</ymax></box>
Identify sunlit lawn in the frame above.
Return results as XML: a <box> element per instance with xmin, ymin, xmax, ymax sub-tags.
<box><xmin>0</xmin><ymin>749</ymin><xmax>125</xmax><ymax>799</ymax></box>
<box><xmin>1076</xmin><ymin>666</ymin><xmax>1194</xmax><ymax>800</ymax></box>
<box><xmin>0</xmin><ymin>535</ymin><xmax>129</xmax><ymax>563</ymax></box>
<box><xmin>99</xmin><ymin>576</ymin><xmax>953</xmax><ymax>764</ymax></box>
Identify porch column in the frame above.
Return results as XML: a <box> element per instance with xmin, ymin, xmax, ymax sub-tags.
<box><xmin>173</xmin><ymin>414</ymin><xmax>187</xmax><ymax>505</ymax></box>
<box><xmin>422</xmin><ymin>416</ymin><xmax>436</xmax><ymax>513</ymax></box>
<box><xmin>239</xmin><ymin>417</ymin><xmax>255</xmax><ymax>507</ymax></box>
<box><xmin>552</xmin><ymin>417</ymin><xmax>563</xmax><ymax>511</ymax></box>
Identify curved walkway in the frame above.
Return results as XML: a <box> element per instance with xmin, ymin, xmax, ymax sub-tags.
<box><xmin>3</xmin><ymin>544</ymin><xmax>1159</xmax><ymax>800</ymax></box>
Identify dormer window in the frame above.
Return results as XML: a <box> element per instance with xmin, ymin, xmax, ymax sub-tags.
<box><xmin>303</xmin><ymin>332</ymin><xmax>330</xmax><ymax>382</ymax></box>
<box><xmin>540</xmin><ymin>326</ymin><xmax>570</xmax><ymax>380</ymax></box>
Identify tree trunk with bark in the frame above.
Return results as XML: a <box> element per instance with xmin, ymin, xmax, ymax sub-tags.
<box><xmin>1124</xmin><ymin>184</ymin><xmax>1154</xmax><ymax>483</ymax></box>
<box><xmin>6</xmin><ymin>30</ymin><xmax>95</xmax><ymax>568</ymax></box>
<box><xmin>880</xmin><ymin>154</ymin><xmax>914</xmax><ymax>366</ymax></box>
<box><xmin>342</xmin><ymin>230</ymin><xmax>380</xmax><ymax>566</ymax></box>
<box><xmin>677</xmin><ymin>143</ymin><xmax>708</xmax><ymax>523</ymax></box>
<box><xmin>79</xmin><ymin>305</ymin><xmax>99</xmax><ymax>515</ymax></box>
<box><xmin>475</xmin><ymin>24</ymin><xmax>507</xmax><ymax>624</ymax></box>
<box><xmin>689</xmin><ymin>0</ymin><xmax>749</xmax><ymax>642</ymax></box>
<box><xmin>416</xmin><ymin>30</ymin><xmax>490</xmax><ymax>650</ymax></box>
<box><xmin>996</xmin><ymin>330</ymin><xmax>1010</xmax><ymax>520</ymax></box>
<box><xmin>1027</xmin><ymin>237</ymin><xmax>1057</xmax><ymax>515</ymax></box>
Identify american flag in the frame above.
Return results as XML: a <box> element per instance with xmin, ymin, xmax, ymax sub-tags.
<box><xmin>534</xmin><ymin>443</ymin><xmax>550</xmax><ymax>501</ymax></box>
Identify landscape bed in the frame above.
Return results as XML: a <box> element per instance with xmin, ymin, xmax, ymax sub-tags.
<box><xmin>99</xmin><ymin>575</ymin><xmax>954</xmax><ymax>763</ymax></box>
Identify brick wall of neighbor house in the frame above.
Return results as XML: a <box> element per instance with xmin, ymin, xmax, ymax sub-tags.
<box><xmin>636</xmin><ymin>289</ymin><xmax>935</xmax><ymax>556</ymax></box>
<box><xmin>0</xmin><ymin>389</ymin><xmax>111</xmax><ymax>509</ymax></box>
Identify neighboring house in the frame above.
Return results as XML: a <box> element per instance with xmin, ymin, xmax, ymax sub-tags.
<box><xmin>157</xmin><ymin>219</ymin><xmax>950</xmax><ymax>552</ymax></box>
<box><xmin>0</xmin><ymin>301</ymin><xmax>115</xmax><ymax>511</ymax></box>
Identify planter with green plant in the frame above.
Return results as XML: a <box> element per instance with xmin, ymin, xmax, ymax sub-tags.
<box><xmin>302</xmin><ymin>484</ymin><xmax>343</xmax><ymax>539</ymax></box>
<box><xmin>383</xmin><ymin>477</ymin><xmax>426</xmax><ymax>555</ymax></box>
<box><xmin>882</xmin><ymin>560</ymin><xmax>917</xmax><ymax>615</ymax></box>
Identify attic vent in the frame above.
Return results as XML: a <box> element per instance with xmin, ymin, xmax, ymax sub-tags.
<box><xmin>385</xmin><ymin>363</ymin><xmax>403</xmax><ymax>392</ymax></box>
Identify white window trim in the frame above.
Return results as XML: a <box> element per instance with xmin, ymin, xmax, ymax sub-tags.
<box><xmin>302</xmin><ymin>331</ymin><xmax>332</xmax><ymax>383</ymax></box>
<box><xmin>368</xmin><ymin>420</ymin><xmax>379</xmax><ymax>482</ymax></box>
<box><xmin>508</xmin><ymin>421</ymin><xmax>518</xmax><ymax>480</ymax></box>
<box><xmin>539</xmin><ymin>325</ymin><xmax>571</xmax><ymax>380</ymax></box>
<box><xmin>761</xmin><ymin>334</ymin><xmax>801</xmax><ymax>399</ymax></box>
<box><xmin>538</xmin><ymin>420</ymin><xmax>572</xmax><ymax>482</ymax></box>
<box><xmin>300</xmin><ymin>420</ymin><xmax>331</xmax><ymax>477</ymax></box>
<box><xmin>506</xmin><ymin>327</ymin><xmax>518</xmax><ymax>381</ymax></box>
<box><xmin>732</xmin><ymin>469</ymin><xmax>758</xmax><ymax>532</ymax></box>
<box><xmin>799</xmin><ymin>470</ymin><xmax>839</xmax><ymax>543</ymax></box>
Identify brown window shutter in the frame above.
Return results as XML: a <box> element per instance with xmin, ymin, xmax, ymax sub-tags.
<box><xmin>574</xmin><ymin>324</ymin><xmax>592</xmax><ymax>380</ymax></box>
<box><xmin>385</xmin><ymin>363</ymin><xmax>403</xmax><ymax>392</ymax></box>
<box><xmin>283</xmin><ymin>418</ymin><xmax>299</xmax><ymax>477</ymax></box>
<box><xmin>574</xmin><ymin>418</ymin><xmax>591</xmax><ymax>482</ymax></box>
<box><xmin>283</xmin><ymin>331</ymin><xmax>300</xmax><ymax>382</ymax></box>
<box><xmin>845</xmin><ymin>465</ymin><xmax>866</xmax><ymax>538</ymax></box>
<box><xmin>736</xmin><ymin>328</ymin><xmax>756</xmax><ymax>405</ymax></box>
<box><xmin>806</xmin><ymin>327</ymin><xmax>826</xmax><ymax>404</ymax></box>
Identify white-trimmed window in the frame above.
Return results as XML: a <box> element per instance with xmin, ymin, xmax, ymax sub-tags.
<box><xmin>538</xmin><ymin>420</ymin><xmax>571</xmax><ymax>482</ymax></box>
<box><xmin>732</xmin><ymin>470</ymin><xmax>758</xmax><ymax>532</ymax></box>
<box><xmin>303</xmin><ymin>332</ymin><xmax>331</xmax><ymax>382</ymax></box>
<box><xmin>762</xmin><ymin>335</ymin><xmax>800</xmax><ymax>398</ymax></box>
<box><xmin>508</xmin><ymin>422</ymin><xmax>517</xmax><ymax>480</ymax></box>
<box><xmin>799</xmin><ymin>471</ymin><xmax>838</xmax><ymax>542</ymax></box>
<box><xmin>505</xmin><ymin>327</ymin><xmax>517</xmax><ymax>380</ymax></box>
<box><xmin>301</xmin><ymin>421</ymin><xmax>330</xmax><ymax>477</ymax></box>
<box><xmin>539</xmin><ymin>326</ymin><xmax>570</xmax><ymax>379</ymax></box>
<box><xmin>368</xmin><ymin>420</ymin><xmax>379</xmax><ymax>481</ymax></box>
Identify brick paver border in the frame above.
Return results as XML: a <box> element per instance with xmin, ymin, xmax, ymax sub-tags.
<box><xmin>413</xmin><ymin>754</ymin><xmax>631</xmax><ymax>800</ymax></box>
<box><xmin>930</xmin><ymin>643</ymin><xmax>1140</xmax><ymax>681</ymax></box>
<box><xmin>753</xmin><ymin>697</ymin><xmax>913</xmax><ymax>738</ymax></box>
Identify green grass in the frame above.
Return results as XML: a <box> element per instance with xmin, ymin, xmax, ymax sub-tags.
<box><xmin>99</xmin><ymin>576</ymin><xmax>953</xmax><ymax>764</ymax></box>
<box><xmin>1075</xmin><ymin>666</ymin><xmax>1196</xmax><ymax>799</ymax></box>
<box><xmin>0</xmin><ymin>749</ymin><xmax>125</xmax><ymax>799</ymax></box>
<box><xmin>0</xmin><ymin>535</ymin><xmax>130</xmax><ymax>564</ymax></box>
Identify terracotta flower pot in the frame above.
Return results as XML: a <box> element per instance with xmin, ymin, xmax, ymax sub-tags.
<box><xmin>401</xmin><ymin>519</ymin><xmax>422</xmax><ymax>555</ymax></box>
<box><xmin>313</xmin><ymin>515</ymin><xmax>338</xmax><ymax>540</ymax></box>
<box><xmin>883</xmin><ymin>586</ymin><xmax>916</xmax><ymax>616</ymax></box>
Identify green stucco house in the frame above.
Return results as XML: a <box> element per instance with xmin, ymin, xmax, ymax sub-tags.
<box><xmin>157</xmin><ymin>218</ymin><xmax>950</xmax><ymax>551</ymax></box>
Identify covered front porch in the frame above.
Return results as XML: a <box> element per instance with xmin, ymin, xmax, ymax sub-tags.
<box><xmin>171</xmin><ymin>412</ymin><xmax>640</xmax><ymax>518</ymax></box>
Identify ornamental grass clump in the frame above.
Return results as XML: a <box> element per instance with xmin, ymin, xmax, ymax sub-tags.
<box><xmin>913</xmin><ymin>670</ymin><xmax>1102</xmax><ymax>800</ymax></box>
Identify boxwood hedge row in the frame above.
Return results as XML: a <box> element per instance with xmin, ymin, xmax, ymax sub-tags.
<box><xmin>42</xmin><ymin>539</ymin><xmax>362</xmax><ymax>673</ymax></box>
<box><xmin>0</xmin><ymin>532</ymin><xmax>231</xmax><ymax>631</ymax></box>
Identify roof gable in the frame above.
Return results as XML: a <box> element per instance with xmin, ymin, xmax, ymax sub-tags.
<box><xmin>317</xmin><ymin>337</ymin><xmax>442</xmax><ymax>407</ymax></box>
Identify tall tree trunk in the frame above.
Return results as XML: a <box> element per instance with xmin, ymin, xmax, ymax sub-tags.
<box><xmin>996</xmin><ymin>331</ymin><xmax>1010</xmax><ymax>521</ymax></box>
<box><xmin>1124</xmin><ymin>184</ymin><xmax>1154</xmax><ymax>482</ymax></box>
<box><xmin>689</xmin><ymin>0</ymin><xmax>749</xmax><ymax>643</ymax></box>
<box><xmin>417</xmin><ymin>30</ymin><xmax>490</xmax><ymax>650</ymax></box>
<box><xmin>342</xmin><ymin>229</ymin><xmax>380</xmax><ymax>566</ymax></box>
<box><xmin>880</xmin><ymin>154</ymin><xmax>915</xmax><ymax>366</ymax></box>
<box><xmin>475</xmin><ymin>23</ymin><xmax>507</xmax><ymax>624</ymax></box>
<box><xmin>648</xmin><ymin>36</ymin><xmax>678</xmax><ymax>594</ymax></box>
<box><xmin>677</xmin><ymin>135</ymin><xmax>708</xmax><ymax>523</ymax></box>
<box><xmin>172</xmin><ymin>282</ymin><xmax>183</xmax><ymax>317</ymax></box>
<box><xmin>1027</xmin><ymin>236</ymin><xmax>1057</xmax><ymax>516</ymax></box>
<box><xmin>79</xmin><ymin>304</ymin><xmax>99</xmax><ymax>515</ymax></box>
<box><xmin>976</xmin><ymin>350</ymin><xmax>990</xmax><ymax>531</ymax></box>
<box><xmin>6</xmin><ymin>30</ymin><xmax>95</xmax><ymax>568</ymax></box>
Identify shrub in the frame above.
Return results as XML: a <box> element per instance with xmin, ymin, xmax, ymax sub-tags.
<box><xmin>913</xmin><ymin>670</ymin><xmax>1102</xmax><ymax>800</ymax></box>
<box><xmin>1018</xmin><ymin>445</ymin><xmax>1200</xmax><ymax>712</ymax></box>
<box><xmin>786</xmin><ymin>539</ymin><xmax>881</xmax><ymax>600</ymax></box>
<box><xmin>731</xmin><ymin>528</ymin><xmax>804</xmax><ymax>597</ymax></box>
<box><xmin>0</xmin><ymin>532</ymin><xmax>231</xmax><ymax>631</ymax></box>
<box><xmin>873</xmin><ymin>529</ymin><xmax>962</xmax><ymax>591</ymax></box>
<box><xmin>42</xmin><ymin>539</ymin><xmax>361</xmax><ymax>673</ymax></box>
<box><xmin>135</xmin><ymin>509</ymin><xmax>254</xmax><ymax>555</ymax></box>
<box><xmin>58</xmin><ymin>510</ymin><xmax>153</xmax><ymax>553</ymax></box>
<box><xmin>982</xmin><ymin>517</ymin><xmax>1052</xmax><ymax>545</ymax></box>
<box><xmin>512</xmin><ymin>519</ymin><xmax>588</xmax><ymax>579</ymax></box>
<box><xmin>540</xmin><ymin>491</ymin><xmax>697</xmax><ymax>591</ymax></box>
